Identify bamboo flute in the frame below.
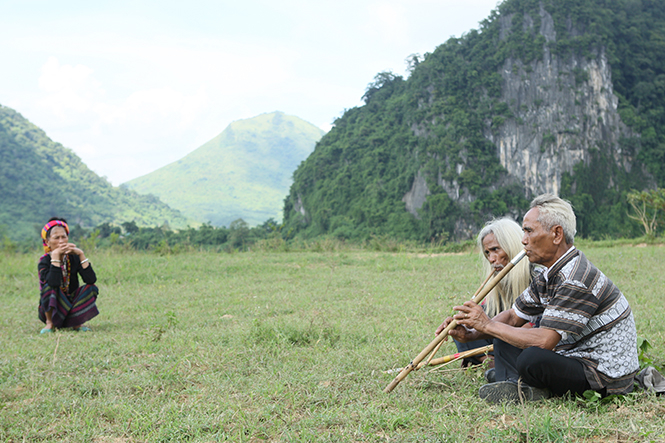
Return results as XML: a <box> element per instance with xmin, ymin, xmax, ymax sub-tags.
<box><xmin>423</xmin><ymin>271</ymin><xmax>494</xmax><ymax>367</ymax></box>
<box><xmin>418</xmin><ymin>344</ymin><xmax>493</xmax><ymax>369</ymax></box>
<box><xmin>383</xmin><ymin>249</ymin><xmax>527</xmax><ymax>393</ymax></box>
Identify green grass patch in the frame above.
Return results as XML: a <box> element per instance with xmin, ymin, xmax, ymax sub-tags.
<box><xmin>1</xmin><ymin>245</ymin><xmax>664</xmax><ymax>441</ymax></box>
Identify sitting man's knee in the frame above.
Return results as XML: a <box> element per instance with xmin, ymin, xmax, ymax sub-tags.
<box><xmin>516</xmin><ymin>346</ymin><xmax>544</xmax><ymax>375</ymax></box>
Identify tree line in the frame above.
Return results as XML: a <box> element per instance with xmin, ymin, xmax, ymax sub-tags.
<box><xmin>1</xmin><ymin>188</ymin><xmax>663</xmax><ymax>254</ymax></box>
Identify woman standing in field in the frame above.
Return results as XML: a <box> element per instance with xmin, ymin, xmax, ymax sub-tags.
<box><xmin>451</xmin><ymin>218</ymin><xmax>537</xmax><ymax>369</ymax></box>
<box><xmin>38</xmin><ymin>218</ymin><xmax>99</xmax><ymax>334</ymax></box>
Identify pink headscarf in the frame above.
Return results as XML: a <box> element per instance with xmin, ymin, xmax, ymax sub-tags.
<box><xmin>41</xmin><ymin>220</ymin><xmax>69</xmax><ymax>253</ymax></box>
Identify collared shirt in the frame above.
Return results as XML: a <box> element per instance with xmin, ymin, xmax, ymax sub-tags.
<box><xmin>543</xmin><ymin>246</ymin><xmax>576</xmax><ymax>283</ymax></box>
<box><xmin>512</xmin><ymin>249</ymin><xmax>639</xmax><ymax>394</ymax></box>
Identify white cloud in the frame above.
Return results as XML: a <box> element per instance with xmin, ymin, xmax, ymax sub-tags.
<box><xmin>32</xmin><ymin>55</ymin><xmax>213</xmax><ymax>165</ymax></box>
<box><xmin>37</xmin><ymin>57</ymin><xmax>105</xmax><ymax>119</ymax></box>
<box><xmin>101</xmin><ymin>87</ymin><xmax>207</xmax><ymax>128</ymax></box>
<box><xmin>365</xmin><ymin>2</ymin><xmax>409</xmax><ymax>44</ymax></box>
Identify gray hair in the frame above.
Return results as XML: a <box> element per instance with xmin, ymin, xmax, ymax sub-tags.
<box><xmin>529</xmin><ymin>194</ymin><xmax>576</xmax><ymax>244</ymax></box>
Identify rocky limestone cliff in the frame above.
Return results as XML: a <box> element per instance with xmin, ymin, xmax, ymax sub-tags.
<box><xmin>402</xmin><ymin>170</ymin><xmax>429</xmax><ymax>217</ymax></box>
<box><xmin>282</xmin><ymin>0</ymin><xmax>661</xmax><ymax>243</ymax></box>
<box><xmin>487</xmin><ymin>6</ymin><xmax>636</xmax><ymax>197</ymax></box>
<box><xmin>404</xmin><ymin>6</ymin><xmax>639</xmax><ymax>225</ymax></box>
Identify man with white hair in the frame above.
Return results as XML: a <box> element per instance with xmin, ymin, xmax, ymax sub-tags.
<box><xmin>440</xmin><ymin>194</ymin><xmax>640</xmax><ymax>402</ymax></box>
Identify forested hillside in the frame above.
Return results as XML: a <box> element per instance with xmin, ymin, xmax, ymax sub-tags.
<box><xmin>283</xmin><ymin>0</ymin><xmax>665</xmax><ymax>241</ymax></box>
<box><xmin>126</xmin><ymin>112</ymin><xmax>324</xmax><ymax>227</ymax></box>
<box><xmin>0</xmin><ymin>105</ymin><xmax>191</xmax><ymax>242</ymax></box>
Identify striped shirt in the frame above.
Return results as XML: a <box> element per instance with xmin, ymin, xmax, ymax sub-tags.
<box><xmin>513</xmin><ymin>249</ymin><xmax>639</xmax><ymax>395</ymax></box>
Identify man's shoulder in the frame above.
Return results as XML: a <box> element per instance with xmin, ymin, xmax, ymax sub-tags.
<box><xmin>554</xmin><ymin>248</ymin><xmax>598</xmax><ymax>279</ymax></box>
<box><xmin>552</xmin><ymin>249</ymin><xmax>622</xmax><ymax>301</ymax></box>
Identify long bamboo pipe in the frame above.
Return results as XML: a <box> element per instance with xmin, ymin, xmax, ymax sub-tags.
<box><xmin>423</xmin><ymin>271</ymin><xmax>494</xmax><ymax>366</ymax></box>
<box><xmin>386</xmin><ymin>344</ymin><xmax>494</xmax><ymax>373</ymax></box>
<box><xmin>383</xmin><ymin>249</ymin><xmax>527</xmax><ymax>393</ymax></box>
<box><xmin>417</xmin><ymin>344</ymin><xmax>493</xmax><ymax>369</ymax></box>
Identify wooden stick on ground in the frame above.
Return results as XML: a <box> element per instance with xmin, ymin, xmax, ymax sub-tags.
<box><xmin>383</xmin><ymin>249</ymin><xmax>526</xmax><ymax>393</ymax></box>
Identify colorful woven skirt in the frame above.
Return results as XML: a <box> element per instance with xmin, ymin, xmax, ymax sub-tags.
<box><xmin>38</xmin><ymin>284</ymin><xmax>99</xmax><ymax>328</ymax></box>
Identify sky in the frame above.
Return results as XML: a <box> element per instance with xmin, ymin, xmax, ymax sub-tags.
<box><xmin>0</xmin><ymin>0</ymin><xmax>500</xmax><ymax>185</ymax></box>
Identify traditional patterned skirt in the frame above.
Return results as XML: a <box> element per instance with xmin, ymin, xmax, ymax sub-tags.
<box><xmin>38</xmin><ymin>284</ymin><xmax>99</xmax><ymax>328</ymax></box>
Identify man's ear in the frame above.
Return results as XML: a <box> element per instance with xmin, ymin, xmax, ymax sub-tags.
<box><xmin>552</xmin><ymin>225</ymin><xmax>564</xmax><ymax>245</ymax></box>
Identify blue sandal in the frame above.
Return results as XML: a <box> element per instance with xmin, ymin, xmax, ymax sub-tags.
<box><xmin>75</xmin><ymin>326</ymin><xmax>92</xmax><ymax>332</ymax></box>
<box><xmin>40</xmin><ymin>328</ymin><xmax>53</xmax><ymax>334</ymax></box>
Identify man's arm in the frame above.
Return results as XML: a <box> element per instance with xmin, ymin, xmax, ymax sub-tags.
<box><xmin>437</xmin><ymin>303</ymin><xmax>528</xmax><ymax>342</ymax></box>
<box><xmin>481</xmin><ymin>317</ymin><xmax>561</xmax><ymax>350</ymax></box>
<box><xmin>453</xmin><ymin>302</ymin><xmax>560</xmax><ymax>350</ymax></box>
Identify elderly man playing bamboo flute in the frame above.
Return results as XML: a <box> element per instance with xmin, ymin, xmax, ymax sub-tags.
<box><xmin>436</xmin><ymin>194</ymin><xmax>640</xmax><ymax>403</ymax></box>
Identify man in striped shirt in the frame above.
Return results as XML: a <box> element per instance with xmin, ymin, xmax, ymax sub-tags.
<box><xmin>445</xmin><ymin>194</ymin><xmax>639</xmax><ymax>403</ymax></box>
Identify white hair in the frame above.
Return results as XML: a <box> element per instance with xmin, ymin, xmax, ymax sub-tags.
<box><xmin>529</xmin><ymin>194</ymin><xmax>577</xmax><ymax>244</ymax></box>
<box><xmin>477</xmin><ymin>218</ymin><xmax>532</xmax><ymax>317</ymax></box>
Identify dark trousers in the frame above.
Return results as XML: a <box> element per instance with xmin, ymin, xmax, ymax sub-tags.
<box><xmin>493</xmin><ymin>339</ymin><xmax>596</xmax><ymax>397</ymax></box>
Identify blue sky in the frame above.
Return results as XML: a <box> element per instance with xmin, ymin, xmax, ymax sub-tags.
<box><xmin>0</xmin><ymin>0</ymin><xmax>500</xmax><ymax>185</ymax></box>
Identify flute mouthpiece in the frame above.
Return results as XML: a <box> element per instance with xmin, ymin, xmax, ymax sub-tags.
<box><xmin>510</xmin><ymin>249</ymin><xmax>527</xmax><ymax>265</ymax></box>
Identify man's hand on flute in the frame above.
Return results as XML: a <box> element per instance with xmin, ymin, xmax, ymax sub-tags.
<box><xmin>434</xmin><ymin>301</ymin><xmax>491</xmax><ymax>343</ymax></box>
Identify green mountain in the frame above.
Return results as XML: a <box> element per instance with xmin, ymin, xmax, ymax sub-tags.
<box><xmin>0</xmin><ymin>104</ymin><xmax>191</xmax><ymax>242</ymax></box>
<box><xmin>283</xmin><ymin>0</ymin><xmax>664</xmax><ymax>242</ymax></box>
<box><xmin>125</xmin><ymin>112</ymin><xmax>325</xmax><ymax>227</ymax></box>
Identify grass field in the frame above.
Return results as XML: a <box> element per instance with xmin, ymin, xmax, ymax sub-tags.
<box><xmin>1</xmin><ymin>243</ymin><xmax>664</xmax><ymax>442</ymax></box>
